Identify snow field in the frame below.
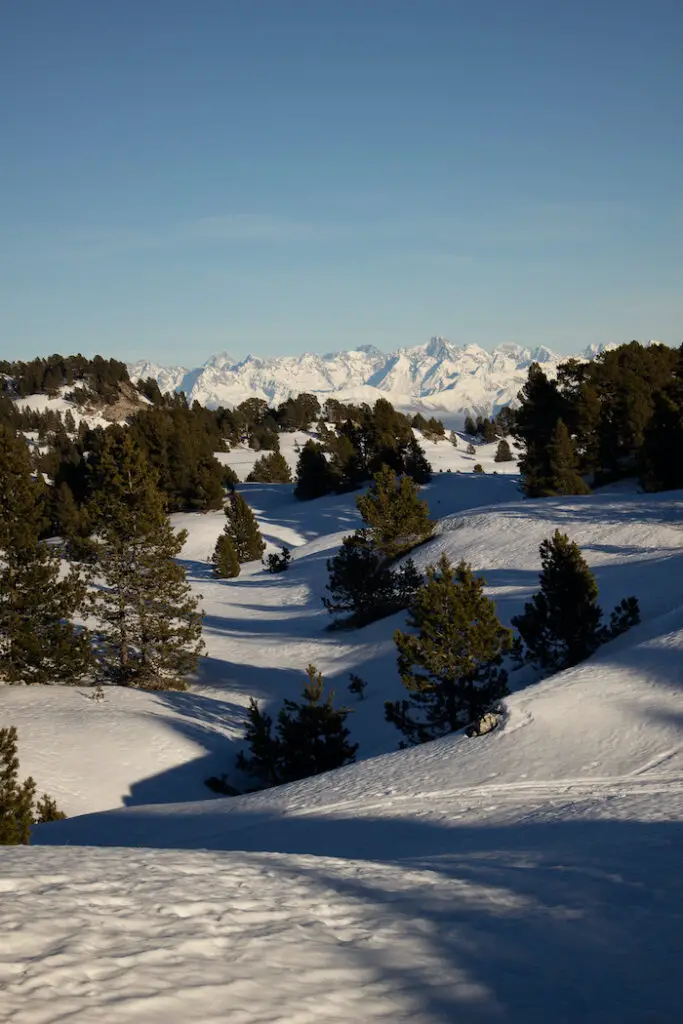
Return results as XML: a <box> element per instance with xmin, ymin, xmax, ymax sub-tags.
<box><xmin>3</xmin><ymin>462</ymin><xmax>683</xmax><ymax>1021</ymax></box>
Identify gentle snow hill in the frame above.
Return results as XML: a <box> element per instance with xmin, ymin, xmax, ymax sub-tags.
<box><xmin>3</xmin><ymin>476</ymin><xmax>683</xmax><ymax>821</ymax></box>
<box><xmin>3</xmin><ymin>481</ymin><xmax>683</xmax><ymax>1022</ymax></box>
<box><xmin>130</xmin><ymin>336</ymin><xmax>620</xmax><ymax>425</ymax></box>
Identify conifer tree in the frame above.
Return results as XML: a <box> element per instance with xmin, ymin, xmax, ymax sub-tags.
<box><xmin>466</xmin><ymin>442</ymin><xmax>476</xmax><ymax>455</ymax></box>
<box><xmin>212</xmin><ymin>533</ymin><xmax>241</xmax><ymax>578</ymax></box>
<box><xmin>265</xmin><ymin>545</ymin><xmax>292</xmax><ymax>573</ymax></box>
<box><xmin>0</xmin><ymin>726</ymin><xmax>65</xmax><ymax>843</ymax></box>
<box><xmin>0</xmin><ymin>427</ymin><xmax>90</xmax><ymax>685</ymax></box>
<box><xmin>544</xmin><ymin>419</ymin><xmax>591</xmax><ymax>496</ymax></box>
<box><xmin>236</xmin><ymin>699</ymin><xmax>280</xmax><ymax>786</ymax></box>
<box><xmin>324</xmin><ymin>529</ymin><xmax>421</xmax><ymax>626</ymax></box>
<box><xmin>386</xmin><ymin>555</ymin><xmax>512</xmax><ymax>744</ymax></box>
<box><xmin>294</xmin><ymin>440</ymin><xmax>333</xmax><ymax>500</ymax></box>
<box><xmin>512</xmin><ymin>530</ymin><xmax>639</xmax><ymax>673</ymax></box>
<box><xmin>88</xmin><ymin>432</ymin><xmax>204</xmax><ymax>689</ymax></box>
<box><xmin>237</xmin><ymin>665</ymin><xmax>357</xmax><ymax>786</ymax></box>
<box><xmin>0</xmin><ymin>726</ymin><xmax>35</xmax><ymax>844</ymax></box>
<box><xmin>356</xmin><ymin>465</ymin><xmax>433</xmax><ymax>560</ymax></box>
<box><xmin>276</xmin><ymin>665</ymin><xmax>358</xmax><ymax>782</ymax></box>
<box><xmin>247</xmin><ymin>450</ymin><xmax>292</xmax><ymax>483</ymax></box>
<box><xmin>494</xmin><ymin>439</ymin><xmax>513</xmax><ymax>463</ymax></box>
<box><xmin>224</xmin><ymin>491</ymin><xmax>266</xmax><ymax>563</ymax></box>
<box><xmin>404</xmin><ymin>436</ymin><xmax>432</xmax><ymax>484</ymax></box>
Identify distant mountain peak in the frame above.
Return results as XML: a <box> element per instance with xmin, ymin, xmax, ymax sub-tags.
<box><xmin>127</xmin><ymin>337</ymin><xmax>611</xmax><ymax>426</ymax></box>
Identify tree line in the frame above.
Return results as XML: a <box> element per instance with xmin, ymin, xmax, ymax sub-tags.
<box><xmin>515</xmin><ymin>340</ymin><xmax>683</xmax><ymax>495</ymax></box>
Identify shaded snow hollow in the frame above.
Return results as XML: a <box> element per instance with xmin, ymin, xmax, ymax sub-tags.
<box><xmin>2</xmin><ymin>460</ymin><xmax>683</xmax><ymax>1023</ymax></box>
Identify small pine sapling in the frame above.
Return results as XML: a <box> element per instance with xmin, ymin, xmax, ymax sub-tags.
<box><xmin>265</xmin><ymin>545</ymin><xmax>292</xmax><ymax>573</ymax></box>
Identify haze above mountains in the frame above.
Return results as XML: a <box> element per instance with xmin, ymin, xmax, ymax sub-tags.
<box><xmin>129</xmin><ymin>337</ymin><xmax>615</xmax><ymax>425</ymax></box>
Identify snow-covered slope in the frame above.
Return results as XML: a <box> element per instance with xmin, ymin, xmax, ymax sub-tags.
<box><xmin>3</xmin><ymin>473</ymin><xmax>683</xmax><ymax>1022</ymax></box>
<box><xmin>129</xmin><ymin>337</ymin><xmax>605</xmax><ymax>425</ymax></box>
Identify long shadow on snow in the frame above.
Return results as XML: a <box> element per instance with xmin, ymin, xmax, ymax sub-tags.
<box><xmin>35</xmin><ymin>813</ymin><xmax>683</xmax><ymax>1022</ymax></box>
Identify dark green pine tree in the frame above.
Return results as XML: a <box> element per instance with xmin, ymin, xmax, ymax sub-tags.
<box><xmin>356</xmin><ymin>465</ymin><xmax>434</xmax><ymax>560</ymax></box>
<box><xmin>511</xmin><ymin>530</ymin><xmax>639</xmax><ymax>673</ymax></box>
<box><xmin>294</xmin><ymin>440</ymin><xmax>333</xmax><ymax>500</ymax></box>
<box><xmin>224</xmin><ymin>491</ymin><xmax>266</xmax><ymax>563</ymax></box>
<box><xmin>324</xmin><ymin>529</ymin><xmax>421</xmax><ymax>626</ymax></box>
<box><xmin>0</xmin><ymin>427</ymin><xmax>91</xmax><ymax>685</ymax></box>
<box><xmin>494</xmin><ymin>439</ymin><xmax>514</xmax><ymax>463</ymax></box>
<box><xmin>0</xmin><ymin>726</ymin><xmax>36</xmax><ymax>844</ymax></box>
<box><xmin>276</xmin><ymin>665</ymin><xmax>358</xmax><ymax>782</ymax></box>
<box><xmin>386</xmin><ymin>554</ymin><xmax>512</xmax><ymax>744</ymax></box>
<box><xmin>237</xmin><ymin>666</ymin><xmax>357</xmax><ymax>786</ymax></box>
<box><xmin>0</xmin><ymin>726</ymin><xmax>65</xmax><ymax>844</ymax></box>
<box><xmin>236</xmin><ymin>699</ymin><xmax>280</xmax><ymax>786</ymax></box>
<box><xmin>88</xmin><ymin>432</ymin><xmax>204</xmax><ymax>690</ymax></box>
<box><xmin>53</xmin><ymin>480</ymin><xmax>93</xmax><ymax>560</ymax></box>
<box><xmin>641</xmin><ymin>392</ymin><xmax>683</xmax><ymax>492</ymax></box>
<box><xmin>404</xmin><ymin>436</ymin><xmax>432</xmax><ymax>484</ymax></box>
<box><xmin>515</xmin><ymin>363</ymin><xmax>568</xmax><ymax>497</ymax></box>
<box><xmin>247</xmin><ymin>450</ymin><xmax>292</xmax><ymax>483</ymax></box>
<box><xmin>212</xmin><ymin>533</ymin><xmax>241</xmax><ymax>578</ymax></box>
<box><xmin>543</xmin><ymin>419</ymin><xmax>591</xmax><ymax>496</ymax></box>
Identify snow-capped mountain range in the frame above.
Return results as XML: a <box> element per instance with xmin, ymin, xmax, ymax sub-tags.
<box><xmin>129</xmin><ymin>337</ymin><xmax>608</xmax><ymax>425</ymax></box>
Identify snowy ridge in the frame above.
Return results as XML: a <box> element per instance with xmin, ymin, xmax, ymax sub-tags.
<box><xmin>128</xmin><ymin>337</ymin><xmax>613</xmax><ymax>424</ymax></box>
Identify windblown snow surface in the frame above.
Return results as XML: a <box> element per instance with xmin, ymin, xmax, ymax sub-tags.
<box><xmin>2</xmin><ymin>452</ymin><xmax>683</xmax><ymax>1022</ymax></box>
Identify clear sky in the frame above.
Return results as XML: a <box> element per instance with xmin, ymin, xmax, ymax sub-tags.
<box><xmin>2</xmin><ymin>0</ymin><xmax>681</xmax><ymax>365</ymax></box>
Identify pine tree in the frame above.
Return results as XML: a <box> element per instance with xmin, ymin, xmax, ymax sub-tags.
<box><xmin>276</xmin><ymin>665</ymin><xmax>358</xmax><ymax>782</ymax></box>
<box><xmin>0</xmin><ymin>427</ymin><xmax>91</xmax><ymax>685</ymax></box>
<box><xmin>88</xmin><ymin>432</ymin><xmax>204</xmax><ymax>690</ymax></box>
<box><xmin>224</xmin><ymin>491</ymin><xmax>266</xmax><ymax>563</ymax></box>
<box><xmin>247</xmin><ymin>450</ymin><xmax>292</xmax><ymax>483</ymax></box>
<box><xmin>473</xmin><ymin>463</ymin><xmax>484</xmax><ymax>473</ymax></box>
<box><xmin>264</xmin><ymin>545</ymin><xmax>292</xmax><ymax>573</ymax></box>
<box><xmin>511</xmin><ymin>530</ymin><xmax>639</xmax><ymax>673</ymax></box>
<box><xmin>466</xmin><ymin>442</ymin><xmax>476</xmax><ymax>455</ymax></box>
<box><xmin>404</xmin><ymin>436</ymin><xmax>432</xmax><ymax>483</ymax></box>
<box><xmin>0</xmin><ymin>727</ymin><xmax>35</xmax><ymax>844</ymax></box>
<box><xmin>515</xmin><ymin>364</ymin><xmax>573</xmax><ymax>496</ymax></box>
<box><xmin>494</xmin><ymin>439</ymin><xmax>513</xmax><ymax>463</ymax></box>
<box><xmin>1</xmin><ymin>726</ymin><xmax>65</xmax><ymax>843</ymax></box>
<box><xmin>324</xmin><ymin>530</ymin><xmax>422</xmax><ymax>626</ymax></box>
<box><xmin>294</xmin><ymin>440</ymin><xmax>333</xmax><ymax>500</ymax></box>
<box><xmin>386</xmin><ymin>555</ymin><xmax>512</xmax><ymax>744</ymax></box>
<box><xmin>544</xmin><ymin>419</ymin><xmax>591</xmax><ymax>496</ymax></box>
<box><xmin>464</xmin><ymin>415</ymin><xmax>476</xmax><ymax>435</ymax></box>
<box><xmin>237</xmin><ymin>666</ymin><xmax>357</xmax><ymax>786</ymax></box>
<box><xmin>212</xmin><ymin>533</ymin><xmax>241</xmax><ymax>578</ymax></box>
<box><xmin>356</xmin><ymin>465</ymin><xmax>433</xmax><ymax>560</ymax></box>
<box><xmin>236</xmin><ymin>699</ymin><xmax>280</xmax><ymax>786</ymax></box>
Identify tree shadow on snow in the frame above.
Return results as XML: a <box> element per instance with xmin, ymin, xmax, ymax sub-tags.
<box><xmin>35</xmin><ymin>812</ymin><xmax>683</xmax><ymax>1022</ymax></box>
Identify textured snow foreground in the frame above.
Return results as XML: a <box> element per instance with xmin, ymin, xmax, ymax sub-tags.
<box><xmin>3</xmin><ymin>474</ymin><xmax>683</xmax><ymax>1021</ymax></box>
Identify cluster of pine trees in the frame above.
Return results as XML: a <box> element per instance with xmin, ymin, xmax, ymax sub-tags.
<box><xmin>515</xmin><ymin>341</ymin><xmax>683</xmax><ymax>495</ymax></box>
<box><xmin>0</xmin><ymin>425</ymin><xmax>203</xmax><ymax>692</ymax></box>
<box><xmin>295</xmin><ymin>397</ymin><xmax>434</xmax><ymax>499</ymax></box>
<box><xmin>0</xmin><ymin>354</ymin><xmax>129</xmax><ymax>401</ymax></box>
<box><xmin>324</xmin><ymin>466</ymin><xmax>433</xmax><ymax>627</ymax></box>
<box><xmin>237</xmin><ymin>526</ymin><xmax>639</xmax><ymax>788</ymax></box>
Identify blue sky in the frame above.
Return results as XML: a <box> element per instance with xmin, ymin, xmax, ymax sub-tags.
<box><xmin>2</xmin><ymin>0</ymin><xmax>681</xmax><ymax>365</ymax></box>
